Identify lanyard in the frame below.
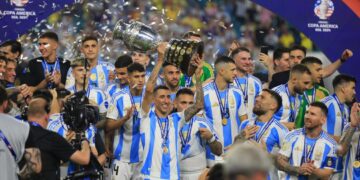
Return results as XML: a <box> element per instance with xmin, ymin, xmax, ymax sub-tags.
<box><xmin>156</xmin><ymin>114</ymin><xmax>169</xmax><ymax>146</ymax></box>
<box><xmin>184</xmin><ymin>75</ymin><xmax>192</xmax><ymax>87</ymax></box>
<box><xmin>179</xmin><ymin>117</ymin><xmax>194</xmax><ymax>147</ymax></box>
<box><xmin>129</xmin><ymin>92</ymin><xmax>142</xmax><ymax>119</ymax></box>
<box><xmin>255</xmin><ymin>118</ymin><xmax>274</xmax><ymax>142</ymax></box>
<box><xmin>285</xmin><ymin>84</ymin><xmax>295</xmax><ymax>122</ymax></box>
<box><xmin>303</xmin><ymin>87</ymin><xmax>316</xmax><ymax>105</ymax></box>
<box><xmin>333</xmin><ymin>94</ymin><xmax>347</xmax><ymax>131</ymax></box>
<box><xmin>42</xmin><ymin>58</ymin><xmax>60</xmax><ymax>88</ymax></box>
<box><xmin>302</xmin><ymin>128</ymin><xmax>322</xmax><ymax>164</ymax></box>
<box><xmin>30</xmin><ymin>122</ymin><xmax>42</xmax><ymax>127</ymax></box>
<box><xmin>235</xmin><ymin>75</ymin><xmax>248</xmax><ymax>104</ymax></box>
<box><xmin>213</xmin><ymin>82</ymin><xmax>230</xmax><ymax>119</ymax></box>
<box><xmin>0</xmin><ymin>130</ymin><xmax>17</xmax><ymax>160</ymax></box>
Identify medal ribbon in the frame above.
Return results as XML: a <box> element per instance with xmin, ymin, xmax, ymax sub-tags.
<box><xmin>255</xmin><ymin>118</ymin><xmax>274</xmax><ymax>142</ymax></box>
<box><xmin>0</xmin><ymin>130</ymin><xmax>17</xmax><ymax>160</ymax></box>
<box><xmin>179</xmin><ymin>117</ymin><xmax>194</xmax><ymax>147</ymax></box>
<box><xmin>156</xmin><ymin>114</ymin><xmax>169</xmax><ymax>147</ymax></box>
<box><xmin>355</xmin><ymin>133</ymin><xmax>360</xmax><ymax>160</ymax></box>
<box><xmin>184</xmin><ymin>75</ymin><xmax>192</xmax><ymax>87</ymax></box>
<box><xmin>129</xmin><ymin>92</ymin><xmax>142</xmax><ymax>120</ymax></box>
<box><xmin>303</xmin><ymin>87</ymin><xmax>316</xmax><ymax>105</ymax></box>
<box><xmin>41</xmin><ymin>58</ymin><xmax>60</xmax><ymax>88</ymax></box>
<box><xmin>302</xmin><ymin>128</ymin><xmax>322</xmax><ymax>164</ymax></box>
<box><xmin>285</xmin><ymin>84</ymin><xmax>296</xmax><ymax>122</ymax></box>
<box><xmin>235</xmin><ymin>75</ymin><xmax>248</xmax><ymax>104</ymax></box>
<box><xmin>213</xmin><ymin>82</ymin><xmax>229</xmax><ymax>119</ymax></box>
<box><xmin>333</xmin><ymin>94</ymin><xmax>347</xmax><ymax>131</ymax></box>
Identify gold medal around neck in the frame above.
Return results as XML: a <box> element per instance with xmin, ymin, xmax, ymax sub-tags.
<box><xmin>353</xmin><ymin>161</ymin><xmax>360</xmax><ymax>168</ymax></box>
<box><xmin>163</xmin><ymin>146</ymin><xmax>169</xmax><ymax>154</ymax></box>
<box><xmin>222</xmin><ymin>118</ymin><xmax>227</xmax><ymax>126</ymax></box>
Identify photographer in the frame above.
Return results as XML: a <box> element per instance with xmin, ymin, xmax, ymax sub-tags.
<box><xmin>47</xmin><ymin>90</ymin><xmax>107</xmax><ymax>168</ymax></box>
<box><xmin>25</xmin><ymin>95</ymin><xmax>91</xmax><ymax>180</ymax></box>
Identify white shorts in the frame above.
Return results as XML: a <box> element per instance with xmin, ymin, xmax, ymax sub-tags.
<box><xmin>180</xmin><ymin>171</ymin><xmax>203</xmax><ymax>180</ymax></box>
<box><xmin>112</xmin><ymin>160</ymin><xmax>141</xmax><ymax>180</ymax></box>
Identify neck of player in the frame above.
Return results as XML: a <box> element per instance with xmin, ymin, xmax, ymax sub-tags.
<box><xmin>305</xmin><ymin>126</ymin><xmax>322</xmax><ymax>138</ymax></box>
<box><xmin>166</xmin><ymin>83</ymin><xmax>180</xmax><ymax>93</ymax></box>
<box><xmin>76</xmin><ymin>81</ymin><xmax>89</xmax><ymax>91</ymax></box>
<box><xmin>287</xmin><ymin>82</ymin><xmax>297</xmax><ymax>96</ymax></box>
<box><xmin>215</xmin><ymin>76</ymin><xmax>228</xmax><ymax>91</ymax></box>
<box><xmin>87</xmin><ymin>57</ymin><xmax>98</xmax><ymax>69</ymax></box>
<box><xmin>45</xmin><ymin>52</ymin><xmax>57</xmax><ymax>63</ymax></box>
<box><xmin>237</xmin><ymin>68</ymin><xmax>247</xmax><ymax>78</ymax></box>
<box><xmin>155</xmin><ymin>108</ymin><xmax>168</xmax><ymax>118</ymax></box>
<box><xmin>28</xmin><ymin>118</ymin><xmax>47</xmax><ymax>128</ymax></box>
<box><xmin>130</xmin><ymin>86</ymin><xmax>142</xmax><ymax>96</ymax></box>
<box><xmin>257</xmin><ymin>112</ymin><xmax>274</xmax><ymax>123</ymax></box>
<box><xmin>335</xmin><ymin>91</ymin><xmax>346</xmax><ymax>104</ymax></box>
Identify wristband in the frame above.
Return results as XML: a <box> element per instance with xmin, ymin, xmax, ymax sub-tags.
<box><xmin>207</xmin><ymin>135</ymin><xmax>216</xmax><ymax>144</ymax></box>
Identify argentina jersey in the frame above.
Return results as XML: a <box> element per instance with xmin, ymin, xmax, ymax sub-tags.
<box><xmin>67</xmin><ymin>85</ymin><xmax>108</xmax><ymax>114</ymax></box>
<box><xmin>65</xmin><ymin>60</ymin><xmax>115</xmax><ymax>90</ymax></box>
<box><xmin>140</xmin><ymin>110</ymin><xmax>185</xmax><ymax>180</ymax></box>
<box><xmin>105</xmin><ymin>82</ymin><xmax>129</xmax><ymax>102</ymax></box>
<box><xmin>180</xmin><ymin>115</ymin><xmax>218</xmax><ymax>172</ymax></box>
<box><xmin>203</xmin><ymin>83</ymin><xmax>247</xmax><ymax>165</ymax></box>
<box><xmin>279</xmin><ymin>129</ymin><xmax>337</xmax><ymax>180</ymax></box>
<box><xmin>272</xmin><ymin>84</ymin><xmax>302</xmax><ymax>122</ymax></box>
<box><xmin>321</xmin><ymin>94</ymin><xmax>350</xmax><ymax>137</ymax></box>
<box><xmin>239</xmin><ymin>118</ymin><xmax>288</xmax><ymax>180</ymax></box>
<box><xmin>233</xmin><ymin>74</ymin><xmax>262</xmax><ymax>118</ymax></box>
<box><xmin>342</xmin><ymin>124</ymin><xmax>360</xmax><ymax>180</ymax></box>
<box><xmin>106</xmin><ymin>90</ymin><xmax>142</xmax><ymax>163</ymax></box>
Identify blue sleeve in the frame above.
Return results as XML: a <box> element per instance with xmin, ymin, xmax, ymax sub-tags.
<box><xmin>326</xmin><ymin>104</ymin><xmax>336</xmax><ymax>135</ymax></box>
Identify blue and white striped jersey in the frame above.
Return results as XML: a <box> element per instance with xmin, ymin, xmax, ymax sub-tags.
<box><xmin>140</xmin><ymin>110</ymin><xmax>185</xmax><ymax>180</ymax></box>
<box><xmin>342</xmin><ymin>124</ymin><xmax>360</xmax><ymax>180</ymax></box>
<box><xmin>321</xmin><ymin>94</ymin><xmax>350</xmax><ymax>137</ymax></box>
<box><xmin>105</xmin><ymin>82</ymin><xmax>129</xmax><ymax>102</ymax></box>
<box><xmin>272</xmin><ymin>84</ymin><xmax>302</xmax><ymax>122</ymax></box>
<box><xmin>47</xmin><ymin>113</ymin><xmax>96</xmax><ymax>146</ymax></box>
<box><xmin>203</xmin><ymin>82</ymin><xmax>247</xmax><ymax>165</ymax></box>
<box><xmin>279</xmin><ymin>129</ymin><xmax>337</xmax><ymax>180</ymax></box>
<box><xmin>106</xmin><ymin>90</ymin><xmax>142</xmax><ymax>163</ymax></box>
<box><xmin>65</xmin><ymin>60</ymin><xmax>115</xmax><ymax>90</ymax></box>
<box><xmin>67</xmin><ymin>84</ymin><xmax>108</xmax><ymax>114</ymax></box>
<box><xmin>179</xmin><ymin>115</ymin><xmax>218</xmax><ymax>159</ymax></box>
<box><xmin>233</xmin><ymin>74</ymin><xmax>262</xmax><ymax>118</ymax></box>
<box><xmin>240</xmin><ymin>117</ymin><xmax>288</xmax><ymax>180</ymax></box>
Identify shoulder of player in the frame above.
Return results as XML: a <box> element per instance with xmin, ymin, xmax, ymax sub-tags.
<box><xmin>271</xmin><ymin>84</ymin><xmax>285</xmax><ymax>93</ymax></box>
<box><xmin>321</xmin><ymin>132</ymin><xmax>337</xmax><ymax>146</ymax></box>
<box><xmin>203</xmin><ymin>83</ymin><xmax>214</xmax><ymax>92</ymax></box>
<box><xmin>285</xmin><ymin>128</ymin><xmax>303</xmax><ymax>140</ymax></box>
<box><xmin>320</xmin><ymin>95</ymin><xmax>334</xmax><ymax>104</ymax></box>
<box><xmin>248</xmin><ymin>74</ymin><xmax>262</xmax><ymax>84</ymax></box>
<box><xmin>272</xmin><ymin>120</ymin><xmax>289</xmax><ymax>132</ymax></box>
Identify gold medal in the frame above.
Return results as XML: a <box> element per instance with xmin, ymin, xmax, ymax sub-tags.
<box><xmin>222</xmin><ymin>118</ymin><xmax>227</xmax><ymax>126</ymax></box>
<box><xmin>90</xmin><ymin>73</ymin><xmax>97</xmax><ymax>81</ymax></box>
<box><xmin>353</xmin><ymin>160</ymin><xmax>360</xmax><ymax>168</ymax></box>
<box><xmin>163</xmin><ymin>146</ymin><xmax>168</xmax><ymax>154</ymax></box>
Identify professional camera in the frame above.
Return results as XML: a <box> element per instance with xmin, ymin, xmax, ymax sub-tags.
<box><xmin>62</xmin><ymin>91</ymin><xmax>103</xmax><ymax>180</ymax></box>
<box><xmin>62</xmin><ymin>91</ymin><xmax>99</xmax><ymax>132</ymax></box>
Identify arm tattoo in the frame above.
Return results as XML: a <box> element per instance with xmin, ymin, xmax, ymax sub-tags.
<box><xmin>339</xmin><ymin>126</ymin><xmax>356</xmax><ymax>154</ymax></box>
<box><xmin>184</xmin><ymin>75</ymin><xmax>204</xmax><ymax>121</ymax></box>
<box><xmin>276</xmin><ymin>154</ymin><xmax>299</xmax><ymax>175</ymax></box>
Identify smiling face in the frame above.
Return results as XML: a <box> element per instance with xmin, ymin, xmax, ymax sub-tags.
<box><xmin>233</xmin><ymin>51</ymin><xmax>252</xmax><ymax>74</ymax></box>
<box><xmin>154</xmin><ymin>88</ymin><xmax>171</xmax><ymax>115</ymax></box>
<box><xmin>38</xmin><ymin>38</ymin><xmax>57</xmax><ymax>60</ymax></box>
<box><xmin>163</xmin><ymin>64</ymin><xmax>180</xmax><ymax>89</ymax></box>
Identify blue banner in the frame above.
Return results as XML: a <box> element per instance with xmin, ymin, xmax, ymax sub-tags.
<box><xmin>252</xmin><ymin>0</ymin><xmax>360</xmax><ymax>99</ymax></box>
<box><xmin>0</xmin><ymin>0</ymin><xmax>78</xmax><ymax>43</ymax></box>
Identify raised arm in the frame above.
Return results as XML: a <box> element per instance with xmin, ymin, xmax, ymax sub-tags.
<box><xmin>184</xmin><ymin>57</ymin><xmax>204</xmax><ymax>122</ymax></box>
<box><xmin>323</xmin><ymin>49</ymin><xmax>353</xmax><ymax>78</ymax></box>
<box><xmin>142</xmin><ymin>42</ymin><xmax>167</xmax><ymax>114</ymax></box>
<box><xmin>337</xmin><ymin>103</ymin><xmax>359</xmax><ymax>156</ymax></box>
